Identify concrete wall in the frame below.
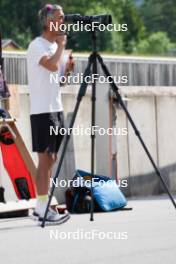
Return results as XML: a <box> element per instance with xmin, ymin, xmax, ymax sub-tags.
<box><xmin>1</xmin><ymin>85</ymin><xmax>176</xmax><ymax>202</ymax></box>
<box><xmin>118</xmin><ymin>87</ymin><xmax>176</xmax><ymax>197</ymax></box>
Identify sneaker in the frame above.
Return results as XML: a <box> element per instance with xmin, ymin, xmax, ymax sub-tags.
<box><xmin>38</xmin><ymin>209</ymin><xmax>70</xmax><ymax>225</ymax></box>
<box><xmin>31</xmin><ymin>208</ymin><xmax>60</xmax><ymax>220</ymax></box>
<box><xmin>31</xmin><ymin>210</ymin><xmax>40</xmax><ymax>221</ymax></box>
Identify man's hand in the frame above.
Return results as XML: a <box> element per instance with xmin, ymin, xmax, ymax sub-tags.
<box><xmin>55</xmin><ymin>34</ymin><xmax>67</xmax><ymax>47</ymax></box>
<box><xmin>65</xmin><ymin>55</ymin><xmax>75</xmax><ymax>75</ymax></box>
<box><xmin>39</xmin><ymin>35</ymin><xmax>67</xmax><ymax>72</ymax></box>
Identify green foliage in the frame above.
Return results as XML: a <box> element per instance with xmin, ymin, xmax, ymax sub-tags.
<box><xmin>0</xmin><ymin>0</ymin><xmax>175</xmax><ymax>55</ymax></box>
<box><xmin>136</xmin><ymin>32</ymin><xmax>173</xmax><ymax>54</ymax></box>
<box><xmin>121</xmin><ymin>0</ymin><xmax>145</xmax><ymax>53</ymax></box>
<box><xmin>0</xmin><ymin>0</ymin><xmax>143</xmax><ymax>53</ymax></box>
<box><xmin>140</xmin><ymin>0</ymin><xmax>176</xmax><ymax>42</ymax></box>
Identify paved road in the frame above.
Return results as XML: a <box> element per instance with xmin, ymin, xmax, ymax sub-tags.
<box><xmin>0</xmin><ymin>196</ymin><xmax>176</xmax><ymax>264</ymax></box>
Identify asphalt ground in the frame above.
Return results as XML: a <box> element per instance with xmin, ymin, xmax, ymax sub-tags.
<box><xmin>0</xmin><ymin>196</ymin><xmax>176</xmax><ymax>264</ymax></box>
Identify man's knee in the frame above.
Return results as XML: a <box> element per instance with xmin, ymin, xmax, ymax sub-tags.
<box><xmin>45</xmin><ymin>153</ymin><xmax>57</xmax><ymax>168</ymax></box>
<box><xmin>38</xmin><ymin>152</ymin><xmax>56</xmax><ymax>169</ymax></box>
<box><xmin>49</xmin><ymin>153</ymin><xmax>57</xmax><ymax>165</ymax></box>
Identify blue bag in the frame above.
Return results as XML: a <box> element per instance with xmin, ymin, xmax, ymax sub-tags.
<box><xmin>73</xmin><ymin>170</ymin><xmax>127</xmax><ymax>212</ymax></box>
<box><xmin>93</xmin><ymin>180</ymin><xmax>127</xmax><ymax>211</ymax></box>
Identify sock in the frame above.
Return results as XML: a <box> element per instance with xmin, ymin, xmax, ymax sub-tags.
<box><xmin>35</xmin><ymin>195</ymin><xmax>48</xmax><ymax>217</ymax></box>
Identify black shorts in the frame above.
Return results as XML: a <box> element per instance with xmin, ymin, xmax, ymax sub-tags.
<box><xmin>30</xmin><ymin>111</ymin><xmax>65</xmax><ymax>153</ymax></box>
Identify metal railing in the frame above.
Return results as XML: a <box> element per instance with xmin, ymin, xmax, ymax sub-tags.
<box><xmin>2</xmin><ymin>51</ymin><xmax>176</xmax><ymax>86</ymax></box>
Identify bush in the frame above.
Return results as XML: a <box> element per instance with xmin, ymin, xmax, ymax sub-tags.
<box><xmin>136</xmin><ymin>31</ymin><xmax>172</xmax><ymax>55</ymax></box>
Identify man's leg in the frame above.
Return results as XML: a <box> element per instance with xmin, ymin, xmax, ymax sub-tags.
<box><xmin>35</xmin><ymin>151</ymin><xmax>57</xmax><ymax>216</ymax></box>
<box><xmin>36</xmin><ymin>152</ymin><xmax>56</xmax><ymax>195</ymax></box>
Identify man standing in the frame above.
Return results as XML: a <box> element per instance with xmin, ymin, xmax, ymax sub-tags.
<box><xmin>27</xmin><ymin>4</ymin><xmax>68</xmax><ymax>223</ymax></box>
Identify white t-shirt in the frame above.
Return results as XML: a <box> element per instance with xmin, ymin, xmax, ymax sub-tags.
<box><xmin>27</xmin><ymin>37</ymin><xmax>63</xmax><ymax>115</ymax></box>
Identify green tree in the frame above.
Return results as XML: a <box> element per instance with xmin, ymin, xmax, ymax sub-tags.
<box><xmin>140</xmin><ymin>0</ymin><xmax>176</xmax><ymax>42</ymax></box>
<box><xmin>0</xmin><ymin>0</ymin><xmax>144</xmax><ymax>53</ymax></box>
<box><xmin>136</xmin><ymin>31</ymin><xmax>172</xmax><ymax>54</ymax></box>
<box><xmin>121</xmin><ymin>0</ymin><xmax>145</xmax><ymax>53</ymax></box>
<box><xmin>0</xmin><ymin>0</ymin><xmax>46</xmax><ymax>47</ymax></box>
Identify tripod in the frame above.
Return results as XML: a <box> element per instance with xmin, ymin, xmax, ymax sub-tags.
<box><xmin>41</xmin><ymin>31</ymin><xmax>176</xmax><ymax>228</ymax></box>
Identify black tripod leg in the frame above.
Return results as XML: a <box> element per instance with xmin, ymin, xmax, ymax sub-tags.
<box><xmin>41</xmin><ymin>56</ymin><xmax>94</xmax><ymax>228</ymax></box>
<box><xmin>97</xmin><ymin>54</ymin><xmax>176</xmax><ymax>210</ymax></box>
<box><xmin>90</xmin><ymin>52</ymin><xmax>97</xmax><ymax>221</ymax></box>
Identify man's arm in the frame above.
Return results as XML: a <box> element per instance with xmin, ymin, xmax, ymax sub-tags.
<box><xmin>39</xmin><ymin>35</ymin><xmax>66</xmax><ymax>72</ymax></box>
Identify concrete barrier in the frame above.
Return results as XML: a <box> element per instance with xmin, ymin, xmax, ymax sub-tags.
<box><xmin>1</xmin><ymin>85</ymin><xmax>176</xmax><ymax>202</ymax></box>
<box><xmin>118</xmin><ymin>86</ymin><xmax>176</xmax><ymax>196</ymax></box>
